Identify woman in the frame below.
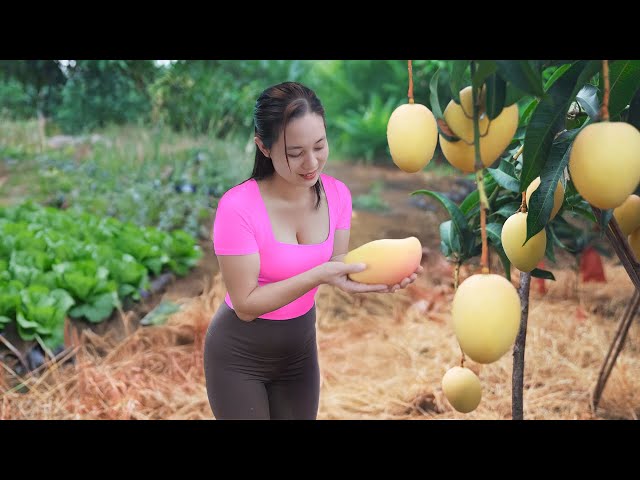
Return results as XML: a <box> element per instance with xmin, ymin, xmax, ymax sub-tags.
<box><xmin>204</xmin><ymin>81</ymin><xmax>422</xmax><ymax>419</ymax></box>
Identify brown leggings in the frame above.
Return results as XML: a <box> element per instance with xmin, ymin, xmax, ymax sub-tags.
<box><xmin>203</xmin><ymin>302</ymin><xmax>320</xmax><ymax>420</ymax></box>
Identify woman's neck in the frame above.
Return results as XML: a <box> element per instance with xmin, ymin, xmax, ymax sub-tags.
<box><xmin>261</xmin><ymin>173</ymin><xmax>315</xmax><ymax>204</ymax></box>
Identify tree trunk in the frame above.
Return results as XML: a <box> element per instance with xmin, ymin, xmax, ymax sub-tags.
<box><xmin>512</xmin><ymin>271</ymin><xmax>531</xmax><ymax>420</ymax></box>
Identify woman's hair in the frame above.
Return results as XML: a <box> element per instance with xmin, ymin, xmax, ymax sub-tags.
<box><xmin>249</xmin><ymin>81</ymin><xmax>326</xmax><ymax>209</ymax></box>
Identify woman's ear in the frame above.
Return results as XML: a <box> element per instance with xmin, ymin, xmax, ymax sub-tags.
<box><xmin>254</xmin><ymin>137</ymin><xmax>270</xmax><ymax>158</ymax></box>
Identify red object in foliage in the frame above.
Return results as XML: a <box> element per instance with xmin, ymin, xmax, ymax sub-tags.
<box><xmin>533</xmin><ymin>260</ymin><xmax>547</xmax><ymax>295</ymax></box>
<box><xmin>580</xmin><ymin>246</ymin><xmax>606</xmax><ymax>283</ymax></box>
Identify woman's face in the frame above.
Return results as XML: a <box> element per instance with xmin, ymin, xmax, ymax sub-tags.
<box><xmin>260</xmin><ymin>113</ymin><xmax>329</xmax><ymax>186</ymax></box>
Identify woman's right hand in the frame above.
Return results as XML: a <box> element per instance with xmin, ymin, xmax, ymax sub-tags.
<box><xmin>318</xmin><ymin>262</ymin><xmax>389</xmax><ymax>294</ymax></box>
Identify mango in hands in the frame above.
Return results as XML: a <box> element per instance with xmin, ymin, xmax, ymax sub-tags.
<box><xmin>344</xmin><ymin>237</ymin><xmax>422</xmax><ymax>285</ymax></box>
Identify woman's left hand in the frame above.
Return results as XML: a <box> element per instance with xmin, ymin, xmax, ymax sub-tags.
<box><xmin>378</xmin><ymin>265</ymin><xmax>424</xmax><ymax>293</ymax></box>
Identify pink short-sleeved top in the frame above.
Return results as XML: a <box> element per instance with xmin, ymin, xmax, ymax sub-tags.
<box><xmin>212</xmin><ymin>173</ymin><xmax>352</xmax><ymax>320</ymax></box>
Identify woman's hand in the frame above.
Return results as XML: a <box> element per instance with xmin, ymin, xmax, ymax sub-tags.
<box><xmin>319</xmin><ymin>262</ymin><xmax>389</xmax><ymax>294</ymax></box>
<box><xmin>318</xmin><ymin>262</ymin><xmax>424</xmax><ymax>294</ymax></box>
<box><xmin>375</xmin><ymin>265</ymin><xmax>424</xmax><ymax>293</ymax></box>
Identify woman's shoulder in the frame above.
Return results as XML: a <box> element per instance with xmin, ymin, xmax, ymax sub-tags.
<box><xmin>321</xmin><ymin>173</ymin><xmax>351</xmax><ymax>198</ymax></box>
<box><xmin>219</xmin><ymin>178</ymin><xmax>258</xmax><ymax>206</ymax></box>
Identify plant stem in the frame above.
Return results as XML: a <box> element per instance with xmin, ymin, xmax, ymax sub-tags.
<box><xmin>519</xmin><ymin>191</ymin><xmax>527</xmax><ymax>213</ymax></box>
<box><xmin>513</xmin><ymin>145</ymin><xmax>524</xmax><ymax>161</ymax></box>
<box><xmin>454</xmin><ymin>260</ymin><xmax>461</xmax><ymax>290</ymax></box>
<box><xmin>512</xmin><ymin>271</ymin><xmax>531</xmax><ymax>420</ymax></box>
<box><xmin>408</xmin><ymin>60</ymin><xmax>414</xmax><ymax>104</ymax></box>
<box><xmin>600</xmin><ymin>60</ymin><xmax>610</xmax><ymax>121</ymax></box>
<box><xmin>471</xmin><ymin>61</ymin><xmax>490</xmax><ymax>274</ymax></box>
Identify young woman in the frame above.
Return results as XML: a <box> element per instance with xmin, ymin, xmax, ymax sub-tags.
<box><xmin>204</xmin><ymin>81</ymin><xmax>422</xmax><ymax>419</ymax></box>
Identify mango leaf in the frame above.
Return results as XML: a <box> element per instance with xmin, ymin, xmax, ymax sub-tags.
<box><xmin>520</xmin><ymin>60</ymin><xmax>601</xmax><ymax>191</ymax></box>
<box><xmin>493</xmin><ymin>202</ymin><xmax>521</xmax><ymax>219</ymax></box>
<box><xmin>576</xmin><ymin>84</ymin><xmax>600</xmax><ymax>120</ymax></box>
<box><xmin>485</xmin><ymin>222</ymin><xmax>511</xmax><ymax>281</ymax></box>
<box><xmin>519</xmin><ymin>97</ymin><xmax>539</xmax><ymax>128</ymax></box>
<box><xmin>544</xmin><ymin>64</ymin><xmax>573</xmax><ymax>91</ymax></box>
<box><xmin>450</xmin><ymin>61</ymin><xmax>469</xmax><ymax>104</ymax></box>
<box><xmin>460</xmin><ymin>175</ymin><xmax>498</xmax><ymax>214</ymax></box>
<box><xmin>496</xmin><ymin>61</ymin><xmax>545</xmax><ymax>98</ymax></box>
<box><xmin>412</xmin><ymin>189</ymin><xmax>473</xmax><ymax>254</ymax></box>
<box><xmin>487</xmin><ymin>167</ymin><xmax>520</xmax><ymax>193</ymax></box>
<box><xmin>525</xmin><ymin>128</ymin><xmax>581</xmax><ymax>242</ymax></box>
<box><xmin>531</xmin><ymin>268</ymin><xmax>555</xmax><ymax>280</ymax></box>
<box><xmin>429</xmin><ymin>68</ymin><xmax>452</xmax><ymax>121</ymax></box>
<box><xmin>473</xmin><ymin>60</ymin><xmax>497</xmax><ymax>89</ymax></box>
<box><xmin>608</xmin><ymin>60</ymin><xmax>640</xmax><ymax>119</ymax></box>
<box><xmin>505</xmin><ymin>83</ymin><xmax>528</xmax><ymax>106</ymax></box>
<box><xmin>439</xmin><ymin>220</ymin><xmax>461</xmax><ymax>259</ymax></box>
<box><xmin>627</xmin><ymin>88</ymin><xmax>640</xmax><ymax>129</ymax></box>
<box><xmin>485</xmin><ymin>73</ymin><xmax>506</xmax><ymax>120</ymax></box>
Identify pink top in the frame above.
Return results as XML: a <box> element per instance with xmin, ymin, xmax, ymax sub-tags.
<box><xmin>212</xmin><ymin>173</ymin><xmax>352</xmax><ymax>320</ymax></box>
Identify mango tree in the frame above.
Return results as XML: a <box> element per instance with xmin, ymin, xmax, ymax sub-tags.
<box><xmin>387</xmin><ymin>59</ymin><xmax>640</xmax><ymax>418</ymax></box>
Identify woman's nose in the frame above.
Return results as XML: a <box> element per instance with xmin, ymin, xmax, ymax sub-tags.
<box><xmin>303</xmin><ymin>153</ymin><xmax>319</xmax><ymax>170</ymax></box>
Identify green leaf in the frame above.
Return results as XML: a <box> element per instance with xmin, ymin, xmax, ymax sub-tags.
<box><xmin>519</xmin><ymin>97</ymin><xmax>539</xmax><ymax>128</ymax></box>
<box><xmin>525</xmin><ymin>128</ymin><xmax>581</xmax><ymax>242</ymax></box>
<box><xmin>450</xmin><ymin>61</ymin><xmax>469</xmax><ymax>104</ymax></box>
<box><xmin>505</xmin><ymin>83</ymin><xmax>527</xmax><ymax>106</ymax></box>
<box><xmin>520</xmin><ymin>60</ymin><xmax>601</xmax><ymax>191</ymax></box>
<box><xmin>576</xmin><ymin>84</ymin><xmax>600</xmax><ymax>120</ymax></box>
<box><xmin>411</xmin><ymin>189</ymin><xmax>473</xmax><ymax>254</ymax></box>
<box><xmin>439</xmin><ymin>221</ymin><xmax>461</xmax><ymax>259</ymax></box>
<box><xmin>487</xmin><ymin>167</ymin><xmax>520</xmax><ymax>193</ymax></box>
<box><xmin>530</xmin><ymin>268</ymin><xmax>555</xmax><ymax>281</ymax></box>
<box><xmin>544</xmin><ymin>64</ymin><xmax>573</xmax><ymax>91</ymax></box>
<box><xmin>485</xmin><ymin>222</ymin><xmax>511</xmax><ymax>281</ymax></box>
<box><xmin>608</xmin><ymin>60</ymin><xmax>640</xmax><ymax>119</ymax></box>
<box><xmin>429</xmin><ymin>69</ymin><xmax>445</xmax><ymax>120</ymax></box>
<box><xmin>140</xmin><ymin>300</ymin><xmax>181</xmax><ymax>326</ymax></box>
<box><xmin>460</xmin><ymin>175</ymin><xmax>498</xmax><ymax>214</ymax></box>
<box><xmin>69</xmin><ymin>292</ymin><xmax>118</xmax><ymax>323</ymax></box>
<box><xmin>496</xmin><ymin>61</ymin><xmax>545</xmax><ymax>98</ymax></box>
<box><xmin>485</xmin><ymin>74</ymin><xmax>506</xmax><ymax>120</ymax></box>
<box><xmin>492</xmin><ymin>203</ymin><xmax>521</xmax><ymax>219</ymax></box>
<box><xmin>472</xmin><ymin>61</ymin><xmax>497</xmax><ymax>89</ymax></box>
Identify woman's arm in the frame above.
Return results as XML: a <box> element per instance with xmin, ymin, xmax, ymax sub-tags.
<box><xmin>218</xmin><ymin>252</ymin><xmax>387</xmax><ymax>322</ymax></box>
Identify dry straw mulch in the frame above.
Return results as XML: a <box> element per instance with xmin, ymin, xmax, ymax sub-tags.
<box><xmin>2</xmin><ymin>258</ymin><xmax>639</xmax><ymax>420</ymax></box>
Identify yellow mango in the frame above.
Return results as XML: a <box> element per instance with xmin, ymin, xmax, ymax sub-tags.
<box><xmin>452</xmin><ymin>273</ymin><xmax>520</xmax><ymax>364</ymax></box>
<box><xmin>525</xmin><ymin>176</ymin><xmax>564</xmax><ymax>220</ymax></box>
<box><xmin>614</xmin><ymin>194</ymin><xmax>640</xmax><ymax>236</ymax></box>
<box><xmin>344</xmin><ymin>237</ymin><xmax>422</xmax><ymax>285</ymax></box>
<box><xmin>569</xmin><ymin>122</ymin><xmax>640</xmax><ymax>209</ymax></box>
<box><xmin>387</xmin><ymin>103</ymin><xmax>438</xmax><ymax>173</ymax></box>
<box><xmin>501</xmin><ymin>211</ymin><xmax>547</xmax><ymax>273</ymax></box>
<box><xmin>442</xmin><ymin>366</ymin><xmax>482</xmax><ymax>413</ymax></box>
<box><xmin>439</xmin><ymin>86</ymin><xmax>519</xmax><ymax>173</ymax></box>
